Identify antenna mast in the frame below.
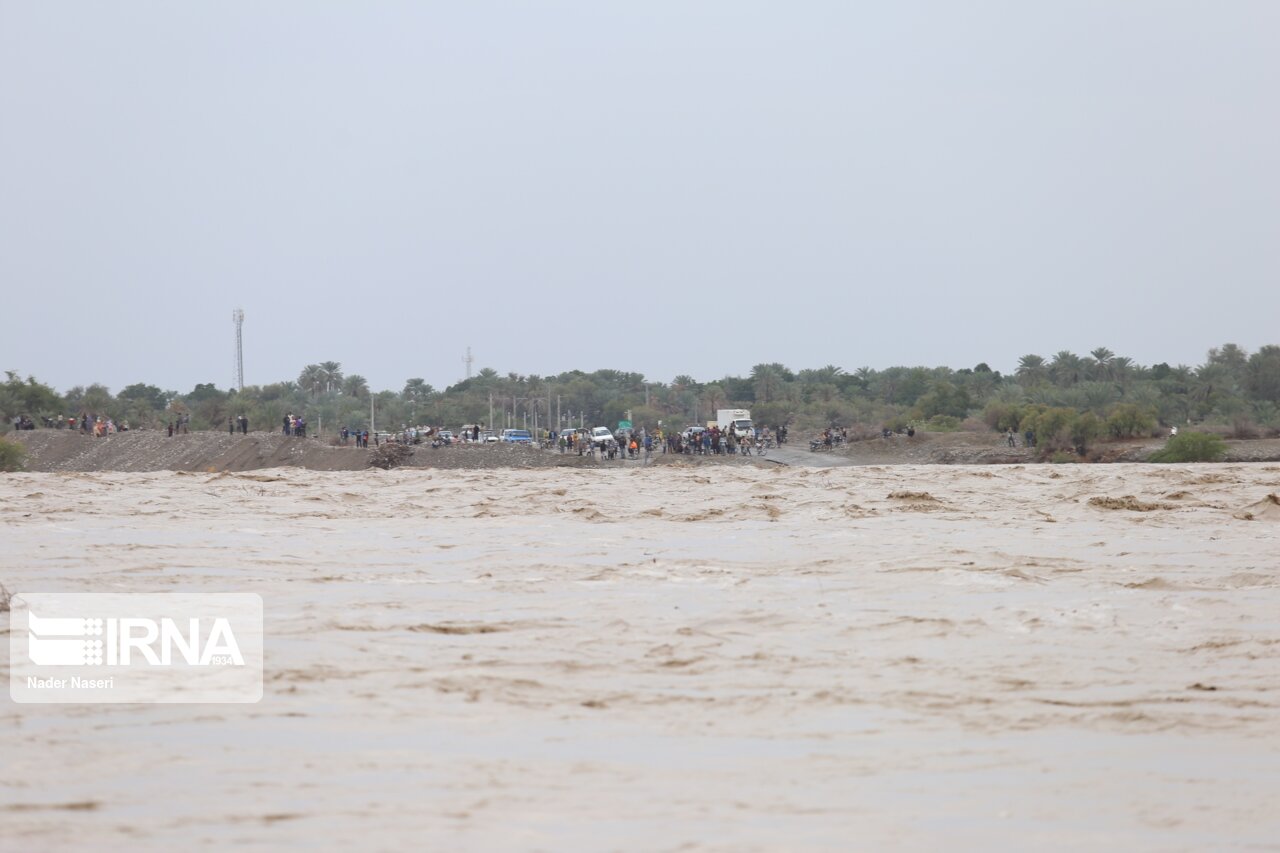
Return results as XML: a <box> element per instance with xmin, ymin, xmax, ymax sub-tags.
<box><xmin>463</xmin><ymin>345</ymin><xmax>474</xmax><ymax>380</ymax></box>
<box><xmin>232</xmin><ymin>308</ymin><xmax>245</xmax><ymax>391</ymax></box>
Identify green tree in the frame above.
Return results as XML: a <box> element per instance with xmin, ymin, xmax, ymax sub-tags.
<box><xmin>118</xmin><ymin>383</ymin><xmax>167</xmax><ymax>410</ymax></box>
<box><xmin>701</xmin><ymin>384</ymin><xmax>727</xmax><ymax>415</ymax></box>
<box><xmin>1246</xmin><ymin>345</ymin><xmax>1280</xmax><ymax>403</ymax></box>
<box><xmin>1</xmin><ymin>372</ymin><xmax>63</xmax><ymax>422</ymax></box>
<box><xmin>912</xmin><ymin>381</ymin><xmax>971</xmax><ymax>420</ymax></box>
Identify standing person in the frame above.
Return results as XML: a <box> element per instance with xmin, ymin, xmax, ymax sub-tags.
<box><xmin>229</xmin><ymin>416</ymin><xmax>236</xmax><ymax>435</ymax></box>
<box><xmin>167</xmin><ymin>421</ymin><xmax>174</xmax><ymax>437</ymax></box>
<box><xmin>283</xmin><ymin>414</ymin><xmax>291</xmax><ymax>435</ymax></box>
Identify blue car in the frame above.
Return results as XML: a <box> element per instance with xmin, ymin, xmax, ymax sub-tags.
<box><xmin>500</xmin><ymin>429</ymin><xmax>533</xmax><ymax>444</ymax></box>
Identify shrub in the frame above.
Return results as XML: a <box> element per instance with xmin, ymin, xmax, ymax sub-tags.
<box><xmin>1147</xmin><ymin>432</ymin><xmax>1227</xmax><ymax>463</ymax></box>
<box><xmin>0</xmin><ymin>437</ymin><xmax>25</xmax><ymax>472</ymax></box>
<box><xmin>1023</xmin><ymin>406</ymin><xmax>1075</xmax><ymax>450</ymax></box>
<box><xmin>925</xmin><ymin>415</ymin><xmax>961</xmax><ymax>431</ymax></box>
<box><xmin>1049</xmin><ymin>451</ymin><xmax>1077</xmax><ymax>464</ymax></box>
<box><xmin>982</xmin><ymin>401</ymin><xmax>1023</xmax><ymax>432</ymax></box>
<box><xmin>883</xmin><ymin>414</ymin><xmax>912</xmax><ymax>433</ymax></box>
<box><xmin>1231</xmin><ymin>417</ymin><xmax>1260</xmax><ymax>439</ymax></box>
<box><xmin>1106</xmin><ymin>403</ymin><xmax>1156</xmax><ymax>438</ymax></box>
<box><xmin>1070</xmin><ymin>412</ymin><xmax>1104</xmax><ymax>450</ymax></box>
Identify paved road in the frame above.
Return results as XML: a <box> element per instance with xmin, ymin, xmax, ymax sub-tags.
<box><xmin>753</xmin><ymin>443</ymin><xmax>860</xmax><ymax>467</ymax></box>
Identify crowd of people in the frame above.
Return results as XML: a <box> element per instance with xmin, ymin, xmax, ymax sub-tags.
<box><xmin>667</xmin><ymin>424</ymin><xmax>774</xmax><ymax>456</ymax></box>
<box><xmin>10</xmin><ymin>413</ymin><xmax>136</xmax><ymax>435</ymax></box>
<box><xmin>339</xmin><ymin>427</ymin><xmax>372</xmax><ymax>448</ymax></box>
<box><xmin>545</xmin><ymin>423</ymin><xmax>789</xmax><ymax>460</ymax></box>
<box><xmin>282</xmin><ymin>413</ymin><xmax>308</xmax><ymax>437</ymax></box>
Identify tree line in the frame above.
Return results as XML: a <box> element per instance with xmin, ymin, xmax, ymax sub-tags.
<box><xmin>3</xmin><ymin>344</ymin><xmax>1279</xmax><ymax>450</ymax></box>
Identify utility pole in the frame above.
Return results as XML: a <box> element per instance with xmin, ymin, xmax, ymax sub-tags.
<box><xmin>232</xmin><ymin>308</ymin><xmax>245</xmax><ymax>391</ymax></box>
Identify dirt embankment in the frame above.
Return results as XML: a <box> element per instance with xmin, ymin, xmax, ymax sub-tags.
<box><xmin>6</xmin><ymin>431</ymin><xmax>604</xmax><ymax>473</ymax></box>
<box><xmin>8</xmin><ymin>429</ymin><xmax>1280</xmax><ymax>473</ymax></box>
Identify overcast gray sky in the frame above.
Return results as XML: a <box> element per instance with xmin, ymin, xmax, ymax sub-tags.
<box><xmin>2</xmin><ymin>1</ymin><xmax>1277</xmax><ymax>395</ymax></box>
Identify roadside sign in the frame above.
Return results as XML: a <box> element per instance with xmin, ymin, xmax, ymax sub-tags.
<box><xmin>617</xmin><ymin>420</ymin><xmax>632</xmax><ymax>430</ymax></box>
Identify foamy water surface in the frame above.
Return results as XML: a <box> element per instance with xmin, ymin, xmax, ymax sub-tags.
<box><xmin>2</xmin><ymin>463</ymin><xmax>1278</xmax><ymax>850</ymax></box>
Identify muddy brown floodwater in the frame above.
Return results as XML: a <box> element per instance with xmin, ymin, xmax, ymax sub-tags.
<box><xmin>2</xmin><ymin>463</ymin><xmax>1278</xmax><ymax>850</ymax></box>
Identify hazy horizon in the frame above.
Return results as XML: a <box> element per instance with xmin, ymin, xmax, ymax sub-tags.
<box><xmin>3</xmin><ymin>2</ymin><xmax>1277</xmax><ymax>394</ymax></box>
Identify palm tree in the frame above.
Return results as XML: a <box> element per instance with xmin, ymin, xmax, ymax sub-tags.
<box><xmin>298</xmin><ymin>364</ymin><xmax>325</xmax><ymax>397</ymax></box>
<box><xmin>1088</xmin><ymin>347</ymin><xmax>1115</xmax><ymax>381</ymax></box>
<box><xmin>1080</xmin><ymin>381</ymin><xmax>1118</xmax><ymax>414</ymax></box>
<box><xmin>804</xmin><ymin>383</ymin><xmax>839</xmax><ymax>404</ymax></box>
<box><xmin>1049</xmin><ymin>350</ymin><xmax>1084</xmax><ymax>386</ymax></box>
<box><xmin>1247</xmin><ymin>345</ymin><xmax>1280</xmax><ymax>403</ymax></box>
<box><xmin>319</xmin><ymin>361</ymin><xmax>343</xmax><ymax>394</ymax></box>
<box><xmin>1110</xmin><ymin>356</ymin><xmax>1135</xmax><ymax>390</ymax></box>
<box><xmin>402</xmin><ymin>378</ymin><xmax>432</xmax><ymax>404</ymax></box>
<box><xmin>751</xmin><ymin>364</ymin><xmax>785</xmax><ymax>403</ymax></box>
<box><xmin>1016</xmin><ymin>354</ymin><xmax>1047</xmax><ymax>387</ymax></box>
<box><xmin>702</xmin><ymin>384</ymin><xmax>727</xmax><ymax>414</ymax></box>
<box><xmin>342</xmin><ymin>375</ymin><xmax>369</xmax><ymax>399</ymax></box>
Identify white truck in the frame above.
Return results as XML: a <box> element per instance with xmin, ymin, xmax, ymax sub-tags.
<box><xmin>715</xmin><ymin>409</ymin><xmax>754</xmax><ymax>437</ymax></box>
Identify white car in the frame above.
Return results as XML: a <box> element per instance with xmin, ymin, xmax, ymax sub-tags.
<box><xmin>590</xmin><ymin>426</ymin><xmax>615</xmax><ymax>448</ymax></box>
